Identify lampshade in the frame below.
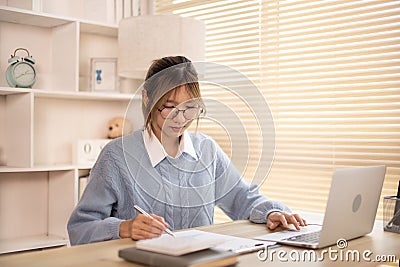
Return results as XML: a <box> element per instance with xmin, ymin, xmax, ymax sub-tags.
<box><xmin>118</xmin><ymin>15</ymin><xmax>205</xmax><ymax>80</ymax></box>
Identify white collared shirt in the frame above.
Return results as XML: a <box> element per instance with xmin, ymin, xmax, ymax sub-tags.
<box><xmin>142</xmin><ymin>129</ymin><xmax>198</xmax><ymax>167</ymax></box>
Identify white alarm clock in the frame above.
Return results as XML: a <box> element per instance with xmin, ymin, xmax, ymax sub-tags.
<box><xmin>6</xmin><ymin>48</ymin><xmax>36</xmax><ymax>88</ymax></box>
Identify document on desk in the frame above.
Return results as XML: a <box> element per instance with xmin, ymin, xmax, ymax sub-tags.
<box><xmin>211</xmin><ymin>233</ymin><xmax>275</xmax><ymax>255</ymax></box>
<box><xmin>136</xmin><ymin>229</ymin><xmax>275</xmax><ymax>256</ymax></box>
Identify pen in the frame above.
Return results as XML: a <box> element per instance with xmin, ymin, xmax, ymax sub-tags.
<box><xmin>134</xmin><ymin>205</ymin><xmax>176</xmax><ymax>237</ymax></box>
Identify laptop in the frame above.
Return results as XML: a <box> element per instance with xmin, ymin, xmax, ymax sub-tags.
<box><xmin>255</xmin><ymin>165</ymin><xmax>386</xmax><ymax>249</ymax></box>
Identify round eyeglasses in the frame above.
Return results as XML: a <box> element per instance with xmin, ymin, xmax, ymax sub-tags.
<box><xmin>158</xmin><ymin>106</ymin><xmax>203</xmax><ymax>120</ymax></box>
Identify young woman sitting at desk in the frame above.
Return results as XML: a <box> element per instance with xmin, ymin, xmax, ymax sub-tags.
<box><xmin>67</xmin><ymin>56</ymin><xmax>306</xmax><ymax>245</ymax></box>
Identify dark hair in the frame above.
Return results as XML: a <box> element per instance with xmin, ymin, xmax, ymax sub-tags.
<box><xmin>142</xmin><ymin>56</ymin><xmax>204</xmax><ymax>134</ymax></box>
<box><xmin>145</xmin><ymin>56</ymin><xmax>192</xmax><ymax>81</ymax></box>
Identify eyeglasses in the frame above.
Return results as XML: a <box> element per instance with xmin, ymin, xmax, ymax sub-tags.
<box><xmin>158</xmin><ymin>106</ymin><xmax>203</xmax><ymax>120</ymax></box>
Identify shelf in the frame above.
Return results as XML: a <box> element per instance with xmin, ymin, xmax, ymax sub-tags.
<box><xmin>0</xmin><ymin>4</ymin><xmax>138</xmax><ymax>253</ymax></box>
<box><xmin>0</xmin><ymin>5</ymin><xmax>71</xmax><ymax>28</ymax></box>
<box><xmin>0</xmin><ymin>234</ymin><xmax>68</xmax><ymax>254</ymax></box>
<box><xmin>0</xmin><ymin>88</ymin><xmax>31</xmax><ymax>96</ymax></box>
<box><xmin>0</xmin><ymin>6</ymin><xmax>118</xmax><ymax>36</ymax></box>
<box><xmin>0</xmin><ymin>165</ymin><xmax>76</xmax><ymax>173</ymax></box>
<box><xmin>80</xmin><ymin>20</ymin><xmax>118</xmax><ymax>37</ymax></box>
<box><xmin>0</xmin><ymin>87</ymin><xmax>141</xmax><ymax>101</ymax></box>
<box><xmin>34</xmin><ymin>90</ymin><xmax>139</xmax><ymax>101</ymax></box>
<box><xmin>0</xmin><ymin>164</ymin><xmax>110</xmax><ymax>173</ymax></box>
<box><xmin>76</xmin><ymin>165</ymin><xmax>95</xmax><ymax>170</ymax></box>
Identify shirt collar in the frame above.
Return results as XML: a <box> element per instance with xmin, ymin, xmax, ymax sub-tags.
<box><xmin>142</xmin><ymin>129</ymin><xmax>198</xmax><ymax>167</ymax></box>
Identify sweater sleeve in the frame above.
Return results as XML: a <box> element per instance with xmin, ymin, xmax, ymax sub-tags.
<box><xmin>213</xmin><ymin>140</ymin><xmax>291</xmax><ymax>224</ymax></box>
<box><xmin>67</xmin><ymin>145</ymin><xmax>123</xmax><ymax>245</ymax></box>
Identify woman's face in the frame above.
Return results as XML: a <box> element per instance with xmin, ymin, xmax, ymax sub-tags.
<box><xmin>152</xmin><ymin>85</ymin><xmax>199</xmax><ymax>142</ymax></box>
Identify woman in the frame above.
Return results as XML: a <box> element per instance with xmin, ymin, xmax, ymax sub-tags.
<box><xmin>67</xmin><ymin>56</ymin><xmax>306</xmax><ymax>245</ymax></box>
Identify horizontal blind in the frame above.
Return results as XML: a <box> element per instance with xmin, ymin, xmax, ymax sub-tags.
<box><xmin>156</xmin><ymin>0</ymin><xmax>262</xmax><ymax>223</ymax></box>
<box><xmin>156</xmin><ymin>0</ymin><xmax>400</xmax><ymax>222</ymax></box>
<box><xmin>261</xmin><ymin>0</ymin><xmax>400</xmax><ymax>219</ymax></box>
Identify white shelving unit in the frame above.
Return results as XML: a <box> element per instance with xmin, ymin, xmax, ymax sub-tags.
<box><xmin>0</xmin><ymin>5</ymin><xmax>142</xmax><ymax>254</ymax></box>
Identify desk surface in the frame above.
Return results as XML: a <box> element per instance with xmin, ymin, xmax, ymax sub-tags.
<box><xmin>0</xmin><ymin>219</ymin><xmax>399</xmax><ymax>267</ymax></box>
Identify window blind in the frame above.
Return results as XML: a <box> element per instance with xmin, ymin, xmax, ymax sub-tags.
<box><xmin>260</xmin><ymin>0</ymin><xmax>400</xmax><ymax>220</ymax></box>
<box><xmin>156</xmin><ymin>0</ymin><xmax>262</xmax><ymax>224</ymax></box>
<box><xmin>156</xmin><ymin>0</ymin><xmax>400</xmax><ymax>223</ymax></box>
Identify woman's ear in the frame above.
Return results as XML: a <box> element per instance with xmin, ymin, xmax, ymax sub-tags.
<box><xmin>142</xmin><ymin>89</ymin><xmax>149</xmax><ymax>107</ymax></box>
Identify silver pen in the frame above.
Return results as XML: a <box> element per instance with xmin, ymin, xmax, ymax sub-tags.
<box><xmin>134</xmin><ymin>205</ymin><xmax>176</xmax><ymax>237</ymax></box>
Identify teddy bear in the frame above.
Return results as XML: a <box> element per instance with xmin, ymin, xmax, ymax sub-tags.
<box><xmin>107</xmin><ymin>117</ymin><xmax>132</xmax><ymax>139</ymax></box>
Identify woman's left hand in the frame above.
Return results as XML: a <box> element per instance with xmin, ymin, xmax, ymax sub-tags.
<box><xmin>266</xmin><ymin>211</ymin><xmax>307</xmax><ymax>230</ymax></box>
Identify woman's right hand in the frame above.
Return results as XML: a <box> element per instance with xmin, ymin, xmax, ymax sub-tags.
<box><xmin>119</xmin><ymin>214</ymin><xmax>169</xmax><ymax>240</ymax></box>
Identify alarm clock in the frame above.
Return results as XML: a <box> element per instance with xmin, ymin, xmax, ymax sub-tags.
<box><xmin>6</xmin><ymin>48</ymin><xmax>36</xmax><ymax>88</ymax></box>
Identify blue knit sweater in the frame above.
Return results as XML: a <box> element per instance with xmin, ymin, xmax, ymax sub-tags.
<box><xmin>67</xmin><ymin>129</ymin><xmax>291</xmax><ymax>245</ymax></box>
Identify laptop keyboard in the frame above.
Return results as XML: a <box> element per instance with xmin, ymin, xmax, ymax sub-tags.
<box><xmin>283</xmin><ymin>231</ymin><xmax>321</xmax><ymax>243</ymax></box>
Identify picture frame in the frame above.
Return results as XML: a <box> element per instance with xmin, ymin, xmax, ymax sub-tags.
<box><xmin>90</xmin><ymin>58</ymin><xmax>118</xmax><ymax>92</ymax></box>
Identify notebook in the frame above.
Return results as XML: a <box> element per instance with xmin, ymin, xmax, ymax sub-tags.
<box><xmin>255</xmin><ymin>165</ymin><xmax>386</xmax><ymax>249</ymax></box>
<box><xmin>135</xmin><ymin>230</ymin><xmax>227</xmax><ymax>256</ymax></box>
<box><xmin>119</xmin><ymin>247</ymin><xmax>238</xmax><ymax>267</ymax></box>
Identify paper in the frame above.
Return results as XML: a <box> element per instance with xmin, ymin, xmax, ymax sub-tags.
<box><xmin>136</xmin><ymin>229</ymin><xmax>275</xmax><ymax>256</ymax></box>
<box><xmin>136</xmin><ymin>230</ymin><xmax>228</xmax><ymax>256</ymax></box>
<box><xmin>211</xmin><ymin>234</ymin><xmax>275</xmax><ymax>254</ymax></box>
